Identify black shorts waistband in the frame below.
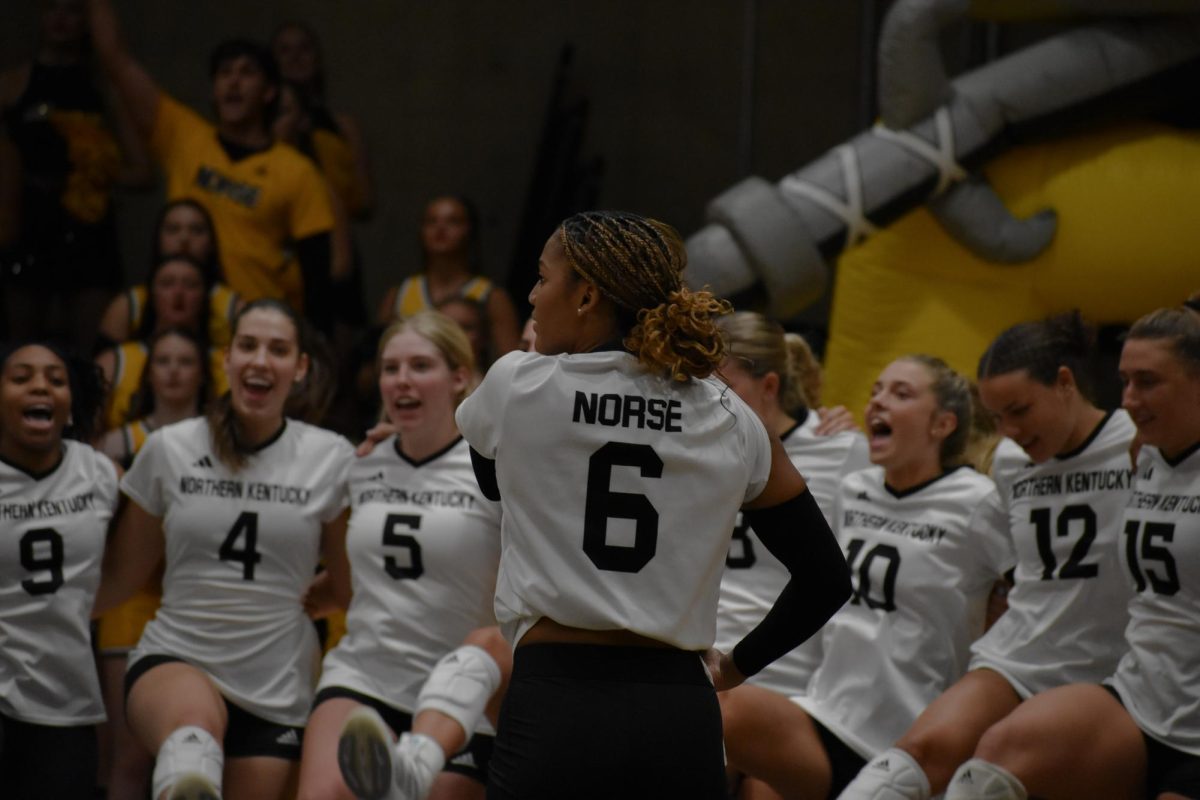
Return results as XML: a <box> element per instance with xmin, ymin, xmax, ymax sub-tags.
<box><xmin>513</xmin><ymin>642</ymin><xmax>711</xmax><ymax>686</ymax></box>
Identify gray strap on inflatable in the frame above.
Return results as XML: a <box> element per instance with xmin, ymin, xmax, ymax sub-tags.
<box><xmin>780</xmin><ymin>145</ymin><xmax>879</xmax><ymax>250</ymax></box>
<box><xmin>872</xmin><ymin>108</ymin><xmax>967</xmax><ymax>196</ymax></box>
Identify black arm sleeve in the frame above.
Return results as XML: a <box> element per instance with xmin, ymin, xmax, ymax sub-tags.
<box><xmin>730</xmin><ymin>488</ymin><xmax>852</xmax><ymax>678</ymax></box>
<box><xmin>296</xmin><ymin>232</ymin><xmax>333</xmax><ymax>335</ymax></box>
<box><xmin>469</xmin><ymin>446</ymin><xmax>501</xmax><ymax>501</ymax></box>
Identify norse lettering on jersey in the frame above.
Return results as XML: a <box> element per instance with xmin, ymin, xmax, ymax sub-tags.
<box><xmin>178</xmin><ymin>475</ymin><xmax>311</xmax><ymax>505</ymax></box>
<box><xmin>355</xmin><ymin>487</ymin><xmax>476</xmax><ymax>508</ymax></box>
<box><xmin>572</xmin><ymin>391</ymin><xmax>683</xmax><ymax>432</ymax></box>
<box><xmin>841</xmin><ymin>509</ymin><xmax>951</xmax><ymax>544</ymax></box>
<box><xmin>1128</xmin><ymin>489</ymin><xmax>1200</xmax><ymax>514</ymax></box>
<box><xmin>1010</xmin><ymin>467</ymin><xmax>1134</xmax><ymax>499</ymax></box>
<box><xmin>0</xmin><ymin>491</ymin><xmax>97</xmax><ymax>521</ymax></box>
<box><xmin>194</xmin><ymin>165</ymin><xmax>261</xmax><ymax>208</ymax></box>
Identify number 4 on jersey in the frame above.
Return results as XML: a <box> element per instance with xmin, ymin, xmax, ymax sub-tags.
<box><xmin>219</xmin><ymin>511</ymin><xmax>262</xmax><ymax>580</ymax></box>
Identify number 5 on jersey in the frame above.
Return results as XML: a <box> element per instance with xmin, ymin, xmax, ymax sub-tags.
<box><xmin>382</xmin><ymin>513</ymin><xmax>424</xmax><ymax>580</ymax></box>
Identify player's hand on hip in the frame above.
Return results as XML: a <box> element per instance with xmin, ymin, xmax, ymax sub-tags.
<box><xmin>704</xmin><ymin>648</ymin><xmax>747</xmax><ymax>692</ymax></box>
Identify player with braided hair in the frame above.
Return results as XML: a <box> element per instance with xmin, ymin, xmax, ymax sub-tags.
<box><xmin>336</xmin><ymin>210</ymin><xmax>851</xmax><ymax>800</ymax></box>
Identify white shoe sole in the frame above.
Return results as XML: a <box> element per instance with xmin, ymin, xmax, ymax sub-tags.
<box><xmin>338</xmin><ymin>707</ymin><xmax>395</xmax><ymax>800</ymax></box>
<box><xmin>168</xmin><ymin>772</ymin><xmax>221</xmax><ymax>800</ymax></box>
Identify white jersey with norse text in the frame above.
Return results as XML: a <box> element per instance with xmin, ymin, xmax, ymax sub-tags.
<box><xmin>456</xmin><ymin>349</ymin><xmax>773</xmax><ymax>651</ymax></box>
<box><xmin>318</xmin><ymin>436</ymin><xmax>501</xmax><ymax>732</ymax></box>
<box><xmin>715</xmin><ymin>413</ymin><xmax>869</xmax><ymax>696</ymax></box>
<box><xmin>796</xmin><ymin>466</ymin><xmax>1011</xmax><ymax>759</ymax></box>
<box><xmin>122</xmin><ymin>418</ymin><xmax>352</xmax><ymax>726</ymax></box>
<box><xmin>0</xmin><ymin>443</ymin><xmax>119</xmax><ymax>725</ymax></box>
<box><xmin>1110</xmin><ymin>442</ymin><xmax>1200</xmax><ymax>756</ymax></box>
<box><xmin>969</xmin><ymin>410</ymin><xmax>1136</xmax><ymax>697</ymax></box>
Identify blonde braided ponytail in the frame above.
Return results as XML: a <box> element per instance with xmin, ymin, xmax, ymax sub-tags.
<box><xmin>560</xmin><ymin>211</ymin><xmax>731</xmax><ymax>380</ymax></box>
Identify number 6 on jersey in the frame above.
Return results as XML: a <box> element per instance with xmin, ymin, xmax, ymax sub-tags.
<box><xmin>583</xmin><ymin>442</ymin><xmax>662</xmax><ymax>573</ymax></box>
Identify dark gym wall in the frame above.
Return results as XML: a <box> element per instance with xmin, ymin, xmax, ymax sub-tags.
<box><xmin>1</xmin><ymin>1</ymin><xmax>868</xmax><ymax>312</ymax></box>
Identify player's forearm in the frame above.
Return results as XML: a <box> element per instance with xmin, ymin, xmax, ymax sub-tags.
<box><xmin>88</xmin><ymin>0</ymin><xmax>160</xmax><ymax>137</ymax></box>
<box><xmin>87</xmin><ymin>0</ymin><xmax>128</xmax><ymax>69</ymax></box>
<box><xmin>731</xmin><ymin>489</ymin><xmax>852</xmax><ymax>676</ymax></box>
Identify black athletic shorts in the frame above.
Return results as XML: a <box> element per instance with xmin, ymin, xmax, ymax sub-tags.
<box><xmin>126</xmin><ymin>654</ymin><xmax>305</xmax><ymax>760</ymax></box>
<box><xmin>810</xmin><ymin>716</ymin><xmax>868</xmax><ymax>798</ymax></box>
<box><xmin>313</xmin><ymin>685</ymin><xmax>494</xmax><ymax>784</ymax></box>
<box><xmin>1104</xmin><ymin>684</ymin><xmax>1200</xmax><ymax>798</ymax></box>
<box><xmin>0</xmin><ymin>711</ymin><xmax>97</xmax><ymax>800</ymax></box>
<box><xmin>487</xmin><ymin>642</ymin><xmax>726</xmax><ymax>800</ymax></box>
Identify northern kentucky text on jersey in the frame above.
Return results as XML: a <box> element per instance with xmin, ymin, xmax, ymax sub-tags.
<box><xmin>1129</xmin><ymin>489</ymin><xmax>1200</xmax><ymax>514</ymax></box>
<box><xmin>1010</xmin><ymin>467</ymin><xmax>1134</xmax><ymax>499</ymax></box>
<box><xmin>355</xmin><ymin>488</ymin><xmax>476</xmax><ymax>508</ymax></box>
<box><xmin>572</xmin><ymin>391</ymin><xmax>683</xmax><ymax>432</ymax></box>
<box><xmin>0</xmin><ymin>491</ymin><xmax>98</xmax><ymax>520</ymax></box>
<box><xmin>842</xmin><ymin>509</ymin><xmax>951</xmax><ymax>544</ymax></box>
<box><xmin>179</xmin><ymin>476</ymin><xmax>311</xmax><ymax>505</ymax></box>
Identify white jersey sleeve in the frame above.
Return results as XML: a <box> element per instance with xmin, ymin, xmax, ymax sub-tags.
<box><xmin>318</xmin><ymin>436</ymin><xmax>501</xmax><ymax>733</ymax></box>
<box><xmin>456</xmin><ymin>349</ymin><xmax>773</xmax><ymax>650</ymax></box>
<box><xmin>123</xmin><ymin>418</ymin><xmax>353</xmax><ymax>726</ymax></box>
<box><xmin>0</xmin><ymin>442</ymin><xmax>119</xmax><ymax>725</ymax></box>
<box><xmin>796</xmin><ymin>466</ymin><xmax>1008</xmax><ymax>759</ymax></box>
<box><xmin>969</xmin><ymin>410</ymin><xmax>1136</xmax><ymax>697</ymax></box>
<box><xmin>1110</xmin><ymin>443</ymin><xmax>1200</xmax><ymax>756</ymax></box>
<box><xmin>715</xmin><ymin>413</ymin><xmax>870</xmax><ymax>696</ymax></box>
<box><xmin>455</xmin><ymin>351</ymin><xmax>518</xmax><ymax>460</ymax></box>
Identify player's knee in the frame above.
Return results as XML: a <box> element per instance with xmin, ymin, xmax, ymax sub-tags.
<box><xmin>417</xmin><ymin>645</ymin><xmax>502</xmax><ymax>735</ymax></box>
<box><xmin>895</xmin><ymin>729</ymin><xmax>938</xmax><ymax>767</ymax></box>
<box><xmin>896</xmin><ymin>724</ymin><xmax>969</xmax><ymax>783</ymax></box>
<box><xmin>973</xmin><ymin>718</ymin><xmax>1027</xmax><ymax>765</ymax></box>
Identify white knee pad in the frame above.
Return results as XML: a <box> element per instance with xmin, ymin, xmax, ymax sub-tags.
<box><xmin>837</xmin><ymin>747</ymin><xmax>932</xmax><ymax>800</ymax></box>
<box><xmin>152</xmin><ymin>725</ymin><xmax>223</xmax><ymax>800</ymax></box>
<box><xmin>943</xmin><ymin>758</ymin><xmax>1027</xmax><ymax>800</ymax></box>
<box><xmin>416</xmin><ymin>645</ymin><xmax>502</xmax><ymax>740</ymax></box>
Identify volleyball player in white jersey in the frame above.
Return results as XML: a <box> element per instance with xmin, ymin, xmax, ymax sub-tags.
<box><xmin>839</xmin><ymin>313</ymin><xmax>1137</xmax><ymax>800</ymax></box>
<box><xmin>0</xmin><ymin>341</ymin><xmax>118</xmax><ymax>800</ymax></box>
<box><xmin>940</xmin><ymin>306</ymin><xmax>1200</xmax><ymax>800</ymax></box>
<box><xmin>365</xmin><ymin>210</ymin><xmax>848</xmax><ymax>799</ymax></box>
<box><xmin>297</xmin><ymin>311</ymin><xmax>505</xmax><ymax>800</ymax></box>
<box><xmin>717</xmin><ymin>355</ymin><xmax>1010</xmax><ymax>799</ymax></box>
<box><xmin>94</xmin><ymin>298</ymin><xmax>355</xmax><ymax>800</ymax></box>
<box><xmin>714</xmin><ymin>312</ymin><xmax>868</xmax><ymax>698</ymax></box>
